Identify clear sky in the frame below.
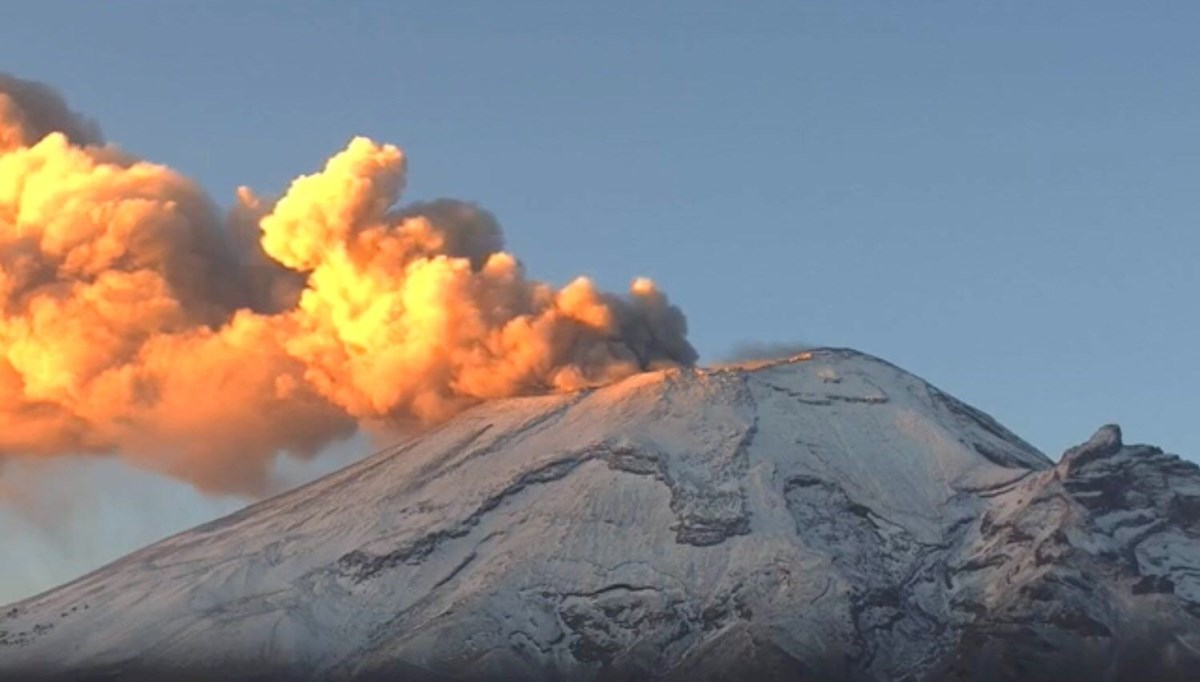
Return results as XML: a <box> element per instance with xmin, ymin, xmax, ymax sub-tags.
<box><xmin>1</xmin><ymin>2</ymin><xmax>1198</xmax><ymax>602</ymax></box>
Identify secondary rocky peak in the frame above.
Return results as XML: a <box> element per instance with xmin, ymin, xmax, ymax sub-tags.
<box><xmin>1061</xmin><ymin>423</ymin><xmax>1124</xmax><ymax>470</ymax></box>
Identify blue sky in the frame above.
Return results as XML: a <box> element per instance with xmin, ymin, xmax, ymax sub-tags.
<box><xmin>1</xmin><ymin>2</ymin><xmax>1198</xmax><ymax>601</ymax></box>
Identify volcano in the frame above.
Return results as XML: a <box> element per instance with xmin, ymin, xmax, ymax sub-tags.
<box><xmin>2</xmin><ymin>349</ymin><xmax>1198</xmax><ymax>681</ymax></box>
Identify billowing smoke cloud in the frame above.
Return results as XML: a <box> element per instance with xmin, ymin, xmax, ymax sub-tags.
<box><xmin>0</xmin><ymin>74</ymin><xmax>696</xmax><ymax>494</ymax></box>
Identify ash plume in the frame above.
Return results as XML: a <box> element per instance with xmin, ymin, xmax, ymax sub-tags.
<box><xmin>0</xmin><ymin>74</ymin><xmax>696</xmax><ymax>494</ymax></box>
<box><xmin>721</xmin><ymin>341</ymin><xmax>814</xmax><ymax>363</ymax></box>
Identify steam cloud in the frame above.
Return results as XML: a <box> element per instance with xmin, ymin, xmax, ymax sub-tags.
<box><xmin>0</xmin><ymin>74</ymin><xmax>696</xmax><ymax>494</ymax></box>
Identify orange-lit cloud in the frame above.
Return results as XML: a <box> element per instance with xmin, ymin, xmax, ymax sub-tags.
<box><xmin>0</xmin><ymin>74</ymin><xmax>696</xmax><ymax>494</ymax></box>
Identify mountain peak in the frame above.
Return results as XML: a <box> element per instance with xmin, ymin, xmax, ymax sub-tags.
<box><xmin>1061</xmin><ymin>423</ymin><xmax>1124</xmax><ymax>467</ymax></box>
<box><xmin>2</xmin><ymin>350</ymin><xmax>1196</xmax><ymax>682</ymax></box>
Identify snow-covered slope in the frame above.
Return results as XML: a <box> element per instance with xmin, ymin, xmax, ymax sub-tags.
<box><xmin>1</xmin><ymin>349</ymin><xmax>1197</xmax><ymax>681</ymax></box>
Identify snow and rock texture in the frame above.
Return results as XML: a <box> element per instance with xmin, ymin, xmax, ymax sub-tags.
<box><xmin>1</xmin><ymin>349</ymin><xmax>1197</xmax><ymax>681</ymax></box>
